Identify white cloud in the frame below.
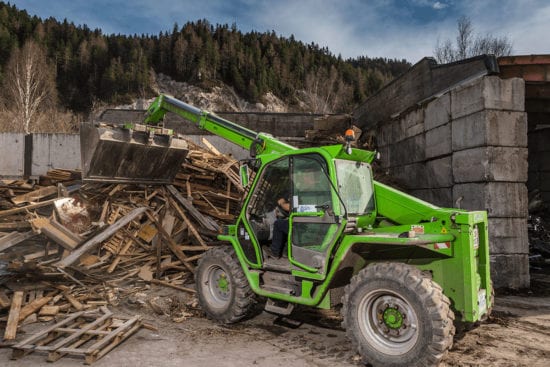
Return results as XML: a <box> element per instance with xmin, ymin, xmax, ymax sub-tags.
<box><xmin>11</xmin><ymin>0</ymin><xmax>550</xmax><ymax>61</ymax></box>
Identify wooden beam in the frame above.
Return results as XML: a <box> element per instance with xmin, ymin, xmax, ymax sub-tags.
<box><xmin>145</xmin><ymin>211</ymin><xmax>195</xmax><ymax>273</ymax></box>
<box><xmin>166</xmin><ymin>185</ymin><xmax>219</xmax><ymax>232</ymax></box>
<box><xmin>0</xmin><ymin>197</ymin><xmax>59</xmax><ymax>218</ymax></box>
<box><xmin>167</xmin><ymin>197</ymin><xmax>209</xmax><ymax>249</ymax></box>
<box><xmin>4</xmin><ymin>291</ymin><xmax>24</xmax><ymax>340</ymax></box>
<box><xmin>11</xmin><ymin>186</ymin><xmax>57</xmax><ymax>205</ymax></box>
<box><xmin>0</xmin><ymin>231</ymin><xmax>36</xmax><ymax>252</ymax></box>
<box><xmin>19</xmin><ymin>295</ymin><xmax>54</xmax><ymax>322</ymax></box>
<box><xmin>57</xmin><ymin>207</ymin><xmax>147</xmax><ymax>268</ymax></box>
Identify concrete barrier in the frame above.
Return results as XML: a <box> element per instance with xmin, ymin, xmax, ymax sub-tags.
<box><xmin>0</xmin><ymin>133</ymin><xmax>25</xmax><ymax>178</ymax></box>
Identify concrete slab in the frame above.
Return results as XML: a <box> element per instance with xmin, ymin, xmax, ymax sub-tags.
<box><xmin>451</xmin><ymin>76</ymin><xmax>525</xmax><ymax>120</ymax></box>
<box><xmin>425</xmin><ymin>93</ymin><xmax>451</xmax><ymax>130</ymax></box>
<box><xmin>452</xmin><ymin>147</ymin><xmax>528</xmax><ymax>183</ymax></box>
<box><xmin>389</xmin><ymin>134</ymin><xmax>425</xmax><ymax>166</ymax></box>
<box><xmin>453</xmin><ymin>182</ymin><xmax>528</xmax><ymax>217</ymax></box>
<box><xmin>375</xmin><ymin>121</ymin><xmax>395</xmax><ymax>147</ymax></box>
<box><xmin>0</xmin><ymin>133</ymin><xmax>24</xmax><ymax>177</ymax></box>
<box><xmin>452</xmin><ymin>110</ymin><xmax>528</xmax><ymax>151</ymax></box>
<box><xmin>426</xmin><ymin>156</ymin><xmax>453</xmax><ymax>188</ymax></box>
<box><xmin>425</xmin><ymin>123</ymin><xmax>452</xmax><ymax>159</ymax></box>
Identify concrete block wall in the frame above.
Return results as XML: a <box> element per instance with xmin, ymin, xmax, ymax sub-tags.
<box><xmin>0</xmin><ymin>133</ymin><xmax>80</xmax><ymax>178</ymax></box>
<box><xmin>372</xmin><ymin>76</ymin><xmax>529</xmax><ymax>289</ymax></box>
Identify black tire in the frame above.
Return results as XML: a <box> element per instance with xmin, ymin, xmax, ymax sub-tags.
<box><xmin>342</xmin><ymin>262</ymin><xmax>455</xmax><ymax>367</ymax></box>
<box><xmin>195</xmin><ymin>246</ymin><xmax>256</xmax><ymax>323</ymax></box>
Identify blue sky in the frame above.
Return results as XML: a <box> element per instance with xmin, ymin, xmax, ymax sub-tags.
<box><xmin>10</xmin><ymin>0</ymin><xmax>550</xmax><ymax>62</ymax></box>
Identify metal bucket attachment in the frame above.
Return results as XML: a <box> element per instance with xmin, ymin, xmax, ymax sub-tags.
<box><xmin>80</xmin><ymin>122</ymin><xmax>188</xmax><ymax>184</ymax></box>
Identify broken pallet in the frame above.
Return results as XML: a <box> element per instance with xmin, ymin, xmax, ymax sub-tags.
<box><xmin>11</xmin><ymin>307</ymin><xmax>142</xmax><ymax>364</ymax></box>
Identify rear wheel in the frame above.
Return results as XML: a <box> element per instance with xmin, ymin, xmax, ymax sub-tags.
<box><xmin>196</xmin><ymin>246</ymin><xmax>256</xmax><ymax>323</ymax></box>
<box><xmin>342</xmin><ymin>263</ymin><xmax>455</xmax><ymax>367</ymax></box>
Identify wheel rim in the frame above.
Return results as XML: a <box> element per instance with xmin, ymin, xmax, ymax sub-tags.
<box><xmin>357</xmin><ymin>289</ymin><xmax>419</xmax><ymax>355</ymax></box>
<box><xmin>203</xmin><ymin>264</ymin><xmax>231</xmax><ymax>308</ymax></box>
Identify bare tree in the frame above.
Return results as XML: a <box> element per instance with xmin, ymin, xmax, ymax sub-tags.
<box><xmin>303</xmin><ymin>66</ymin><xmax>352</xmax><ymax>113</ymax></box>
<box><xmin>1</xmin><ymin>40</ymin><xmax>57</xmax><ymax>133</ymax></box>
<box><xmin>434</xmin><ymin>16</ymin><xmax>513</xmax><ymax>64</ymax></box>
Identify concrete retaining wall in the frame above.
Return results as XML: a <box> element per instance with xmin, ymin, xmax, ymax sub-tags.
<box><xmin>31</xmin><ymin>134</ymin><xmax>80</xmax><ymax>176</ymax></box>
<box><xmin>369</xmin><ymin>75</ymin><xmax>529</xmax><ymax>289</ymax></box>
<box><xmin>0</xmin><ymin>133</ymin><xmax>25</xmax><ymax>178</ymax></box>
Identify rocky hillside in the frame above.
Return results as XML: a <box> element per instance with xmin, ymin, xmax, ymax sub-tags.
<box><xmin>116</xmin><ymin>72</ymin><xmax>297</xmax><ymax>113</ymax></box>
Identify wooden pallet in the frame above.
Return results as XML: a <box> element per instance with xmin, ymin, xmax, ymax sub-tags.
<box><xmin>11</xmin><ymin>307</ymin><xmax>142</xmax><ymax>364</ymax></box>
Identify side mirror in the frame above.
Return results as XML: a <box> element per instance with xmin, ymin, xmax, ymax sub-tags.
<box><xmin>239</xmin><ymin>164</ymin><xmax>249</xmax><ymax>187</ymax></box>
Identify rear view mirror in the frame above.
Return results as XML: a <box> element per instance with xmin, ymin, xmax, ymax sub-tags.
<box><xmin>239</xmin><ymin>164</ymin><xmax>249</xmax><ymax>187</ymax></box>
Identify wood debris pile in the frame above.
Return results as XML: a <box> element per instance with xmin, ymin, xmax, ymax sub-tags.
<box><xmin>0</xmin><ymin>139</ymin><xmax>243</xmax><ymax>362</ymax></box>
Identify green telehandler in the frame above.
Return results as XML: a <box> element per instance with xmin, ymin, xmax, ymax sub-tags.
<box><xmin>81</xmin><ymin>94</ymin><xmax>492</xmax><ymax>366</ymax></box>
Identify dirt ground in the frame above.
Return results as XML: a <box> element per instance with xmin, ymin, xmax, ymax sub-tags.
<box><xmin>1</xmin><ymin>285</ymin><xmax>550</xmax><ymax>367</ymax></box>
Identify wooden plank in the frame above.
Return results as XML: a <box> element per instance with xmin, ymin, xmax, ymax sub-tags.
<box><xmin>57</xmin><ymin>207</ymin><xmax>147</xmax><ymax>268</ymax></box>
<box><xmin>19</xmin><ymin>295</ymin><xmax>54</xmax><ymax>322</ymax></box>
<box><xmin>201</xmin><ymin>137</ymin><xmax>222</xmax><ymax>156</ymax></box>
<box><xmin>166</xmin><ymin>185</ymin><xmax>219</xmax><ymax>232</ymax></box>
<box><xmin>39</xmin><ymin>305</ymin><xmax>60</xmax><ymax>316</ymax></box>
<box><xmin>31</xmin><ymin>218</ymin><xmax>80</xmax><ymax>250</ymax></box>
<box><xmin>99</xmin><ymin>200</ymin><xmax>110</xmax><ymax>224</ymax></box>
<box><xmin>145</xmin><ymin>212</ymin><xmax>195</xmax><ymax>273</ymax></box>
<box><xmin>24</xmin><ymin>248</ymin><xmax>60</xmax><ymax>261</ymax></box>
<box><xmin>63</xmin><ymin>292</ymin><xmax>84</xmax><ymax>311</ymax></box>
<box><xmin>0</xmin><ymin>231</ymin><xmax>36</xmax><ymax>252</ymax></box>
<box><xmin>0</xmin><ymin>222</ymin><xmax>32</xmax><ymax>231</ymax></box>
<box><xmin>167</xmin><ymin>197</ymin><xmax>209</xmax><ymax>249</ymax></box>
<box><xmin>0</xmin><ymin>197</ymin><xmax>59</xmax><ymax>218</ymax></box>
<box><xmin>11</xmin><ymin>186</ymin><xmax>57</xmax><ymax>205</ymax></box>
<box><xmin>107</xmin><ymin>238</ymin><xmax>134</xmax><ymax>273</ymax></box>
<box><xmin>4</xmin><ymin>291</ymin><xmax>24</xmax><ymax>340</ymax></box>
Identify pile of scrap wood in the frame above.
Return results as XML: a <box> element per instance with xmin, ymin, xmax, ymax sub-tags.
<box><xmin>0</xmin><ymin>138</ymin><xmax>243</xmax><ymax>361</ymax></box>
<box><xmin>528</xmin><ymin>191</ymin><xmax>550</xmax><ymax>269</ymax></box>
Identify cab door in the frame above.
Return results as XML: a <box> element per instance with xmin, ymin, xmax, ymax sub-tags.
<box><xmin>289</xmin><ymin>154</ymin><xmax>343</xmax><ymax>274</ymax></box>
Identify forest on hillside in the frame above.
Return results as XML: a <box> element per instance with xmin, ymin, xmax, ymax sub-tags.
<box><xmin>0</xmin><ymin>1</ymin><xmax>410</xmax><ymax>131</ymax></box>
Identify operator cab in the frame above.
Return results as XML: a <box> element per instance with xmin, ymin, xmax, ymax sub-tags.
<box><xmin>242</xmin><ymin>152</ymin><xmax>376</xmax><ymax>273</ymax></box>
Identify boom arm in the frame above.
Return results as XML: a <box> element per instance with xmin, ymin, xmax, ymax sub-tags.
<box><xmin>144</xmin><ymin>94</ymin><xmax>297</xmax><ymax>157</ymax></box>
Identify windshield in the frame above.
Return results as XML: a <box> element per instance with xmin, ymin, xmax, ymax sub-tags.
<box><xmin>335</xmin><ymin>159</ymin><xmax>375</xmax><ymax>215</ymax></box>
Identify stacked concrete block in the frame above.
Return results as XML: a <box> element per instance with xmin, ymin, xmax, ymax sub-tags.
<box><xmin>450</xmin><ymin>76</ymin><xmax>528</xmax><ymax>289</ymax></box>
<box><xmin>370</xmin><ymin>75</ymin><xmax>529</xmax><ymax>288</ymax></box>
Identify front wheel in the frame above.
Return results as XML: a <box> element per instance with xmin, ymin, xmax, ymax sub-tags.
<box><xmin>342</xmin><ymin>263</ymin><xmax>455</xmax><ymax>367</ymax></box>
<box><xmin>196</xmin><ymin>246</ymin><xmax>256</xmax><ymax>323</ymax></box>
